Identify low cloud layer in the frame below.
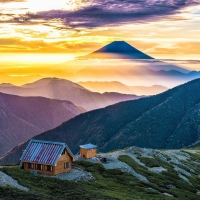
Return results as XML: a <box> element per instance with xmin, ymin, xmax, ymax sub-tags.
<box><xmin>22</xmin><ymin>0</ymin><xmax>199</xmax><ymax>28</ymax></box>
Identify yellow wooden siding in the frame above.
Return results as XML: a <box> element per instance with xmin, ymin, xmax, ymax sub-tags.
<box><xmin>23</xmin><ymin>162</ymin><xmax>56</xmax><ymax>175</ymax></box>
<box><xmin>55</xmin><ymin>153</ymin><xmax>72</xmax><ymax>174</ymax></box>
<box><xmin>80</xmin><ymin>148</ymin><xmax>96</xmax><ymax>159</ymax></box>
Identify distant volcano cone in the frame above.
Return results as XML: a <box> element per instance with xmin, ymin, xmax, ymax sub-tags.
<box><xmin>79</xmin><ymin>41</ymin><xmax>154</xmax><ymax>59</ymax></box>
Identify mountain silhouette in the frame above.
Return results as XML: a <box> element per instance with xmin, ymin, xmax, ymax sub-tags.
<box><xmin>78</xmin><ymin>81</ymin><xmax>168</xmax><ymax>95</ymax></box>
<box><xmin>79</xmin><ymin>41</ymin><xmax>154</xmax><ymax>59</ymax></box>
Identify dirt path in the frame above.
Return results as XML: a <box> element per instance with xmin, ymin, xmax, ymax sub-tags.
<box><xmin>0</xmin><ymin>171</ymin><xmax>29</xmax><ymax>192</ymax></box>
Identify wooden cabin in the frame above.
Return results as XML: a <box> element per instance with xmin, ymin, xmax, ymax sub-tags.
<box><xmin>20</xmin><ymin>140</ymin><xmax>74</xmax><ymax>176</ymax></box>
<box><xmin>80</xmin><ymin>143</ymin><xmax>97</xmax><ymax>159</ymax></box>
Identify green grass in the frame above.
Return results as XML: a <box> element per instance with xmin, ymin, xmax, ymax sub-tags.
<box><xmin>184</xmin><ymin>146</ymin><xmax>200</xmax><ymax>150</ymax></box>
<box><xmin>137</xmin><ymin>156</ymin><xmax>171</xmax><ymax>168</ymax></box>
<box><xmin>0</xmin><ymin>162</ymin><xmax>171</xmax><ymax>200</ymax></box>
<box><xmin>118</xmin><ymin>155</ymin><xmax>200</xmax><ymax>200</ymax></box>
<box><xmin>160</xmin><ymin>154</ymin><xmax>171</xmax><ymax>161</ymax></box>
<box><xmin>185</xmin><ymin>151</ymin><xmax>200</xmax><ymax>162</ymax></box>
<box><xmin>180</xmin><ymin>151</ymin><xmax>200</xmax><ymax>175</ymax></box>
<box><xmin>1</xmin><ymin>154</ymin><xmax>200</xmax><ymax>200</ymax></box>
<box><xmin>0</xmin><ymin>164</ymin><xmax>17</xmax><ymax>167</ymax></box>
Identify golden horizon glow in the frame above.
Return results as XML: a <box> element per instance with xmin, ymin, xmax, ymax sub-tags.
<box><xmin>0</xmin><ymin>53</ymin><xmax>74</xmax><ymax>64</ymax></box>
<box><xmin>0</xmin><ymin>0</ymin><xmax>200</xmax><ymax>86</ymax></box>
<box><xmin>0</xmin><ymin>1</ymin><xmax>199</xmax><ymax>58</ymax></box>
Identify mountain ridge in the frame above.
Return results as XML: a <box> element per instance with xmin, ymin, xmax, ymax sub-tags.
<box><xmin>0</xmin><ymin>92</ymin><xmax>84</xmax><ymax>157</ymax></box>
<box><xmin>0</xmin><ymin>78</ymin><xmax>142</xmax><ymax>111</ymax></box>
<box><xmin>2</xmin><ymin>78</ymin><xmax>200</xmax><ymax>164</ymax></box>
<box><xmin>78</xmin><ymin>81</ymin><xmax>168</xmax><ymax>95</ymax></box>
<box><xmin>79</xmin><ymin>41</ymin><xmax>154</xmax><ymax>60</ymax></box>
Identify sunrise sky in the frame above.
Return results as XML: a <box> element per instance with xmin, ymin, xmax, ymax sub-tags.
<box><xmin>0</xmin><ymin>0</ymin><xmax>200</xmax><ymax>85</ymax></box>
<box><xmin>0</xmin><ymin>0</ymin><xmax>200</xmax><ymax>59</ymax></box>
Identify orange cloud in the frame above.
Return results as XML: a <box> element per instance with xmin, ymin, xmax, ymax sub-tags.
<box><xmin>150</xmin><ymin>42</ymin><xmax>200</xmax><ymax>55</ymax></box>
<box><xmin>0</xmin><ymin>38</ymin><xmax>102</xmax><ymax>54</ymax></box>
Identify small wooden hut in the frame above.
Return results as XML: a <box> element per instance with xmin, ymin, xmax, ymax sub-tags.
<box><xmin>80</xmin><ymin>143</ymin><xmax>97</xmax><ymax>159</ymax></box>
<box><xmin>20</xmin><ymin>139</ymin><xmax>74</xmax><ymax>175</ymax></box>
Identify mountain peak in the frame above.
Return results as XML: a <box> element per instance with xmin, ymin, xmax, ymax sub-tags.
<box><xmin>79</xmin><ymin>41</ymin><xmax>154</xmax><ymax>60</ymax></box>
<box><xmin>95</xmin><ymin>41</ymin><xmax>138</xmax><ymax>53</ymax></box>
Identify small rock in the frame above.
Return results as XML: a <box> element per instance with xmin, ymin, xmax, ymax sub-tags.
<box><xmin>163</xmin><ymin>193</ymin><xmax>174</xmax><ymax>197</ymax></box>
<box><xmin>165</xmin><ymin>184</ymin><xmax>176</xmax><ymax>189</ymax></box>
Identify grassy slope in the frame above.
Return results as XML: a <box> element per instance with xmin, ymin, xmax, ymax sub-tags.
<box><xmin>0</xmin><ymin>164</ymin><xmax>169</xmax><ymax>200</ymax></box>
<box><xmin>0</xmin><ymin>149</ymin><xmax>200</xmax><ymax>200</ymax></box>
<box><xmin>119</xmin><ymin>155</ymin><xmax>200</xmax><ymax>200</ymax></box>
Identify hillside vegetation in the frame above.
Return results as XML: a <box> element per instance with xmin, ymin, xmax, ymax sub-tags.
<box><xmin>0</xmin><ymin>147</ymin><xmax>200</xmax><ymax>199</ymax></box>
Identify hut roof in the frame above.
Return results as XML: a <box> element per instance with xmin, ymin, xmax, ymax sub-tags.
<box><xmin>79</xmin><ymin>143</ymin><xmax>97</xmax><ymax>150</ymax></box>
<box><xmin>20</xmin><ymin>139</ymin><xmax>74</xmax><ymax>165</ymax></box>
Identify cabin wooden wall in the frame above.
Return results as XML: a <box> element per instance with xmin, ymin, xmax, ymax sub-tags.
<box><xmin>80</xmin><ymin>148</ymin><xmax>96</xmax><ymax>159</ymax></box>
<box><xmin>55</xmin><ymin>152</ymin><xmax>72</xmax><ymax>175</ymax></box>
<box><xmin>23</xmin><ymin>151</ymin><xmax>73</xmax><ymax>175</ymax></box>
<box><xmin>23</xmin><ymin>162</ymin><xmax>56</xmax><ymax>175</ymax></box>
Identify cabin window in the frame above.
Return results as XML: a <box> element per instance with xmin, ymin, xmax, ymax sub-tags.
<box><xmin>44</xmin><ymin>165</ymin><xmax>53</xmax><ymax>172</ymax></box>
<box><xmin>28</xmin><ymin>163</ymin><xmax>33</xmax><ymax>169</ymax></box>
<box><xmin>64</xmin><ymin>162</ymin><xmax>71</xmax><ymax>169</ymax></box>
<box><xmin>36</xmin><ymin>164</ymin><xmax>42</xmax><ymax>170</ymax></box>
<box><xmin>47</xmin><ymin>165</ymin><xmax>53</xmax><ymax>171</ymax></box>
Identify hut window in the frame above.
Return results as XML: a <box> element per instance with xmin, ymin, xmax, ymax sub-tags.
<box><xmin>36</xmin><ymin>164</ymin><xmax>42</xmax><ymax>170</ymax></box>
<box><xmin>64</xmin><ymin>162</ymin><xmax>71</xmax><ymax>169</ymax></box>
<box><xmin>28</xmin><ymin>163</ymin><xmax>33</xmax><ymax>169</ymax></box>
<box><xmin>46</xmin><ymin>165</ymin><xmax>53</xmax><ymax>172</ymax></box>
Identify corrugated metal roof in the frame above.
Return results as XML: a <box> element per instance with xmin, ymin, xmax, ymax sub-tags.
<box><xmin>79</xmin><ymin>143</ymin><xmax>97</xmax><ymax>150</ymax></box>
<box><xmin>20</xmin><ymin>140</ymin><xmax>72</xmax><ymax>165</ymax></box>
